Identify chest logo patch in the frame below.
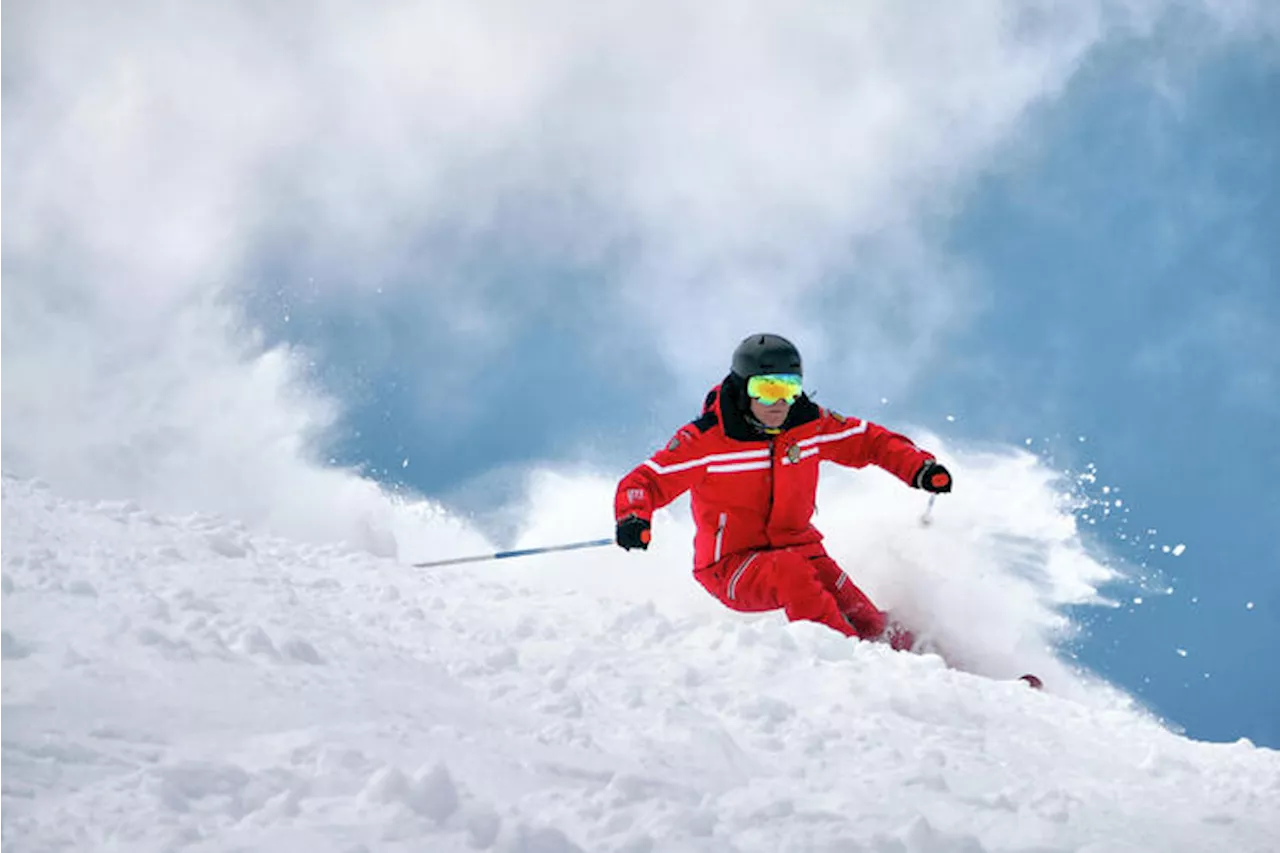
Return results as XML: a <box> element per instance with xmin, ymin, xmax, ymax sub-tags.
<box><xmin>786</xmin><ymin>444</ymin><xmax>801</xmax><ymax>463</ymax></box>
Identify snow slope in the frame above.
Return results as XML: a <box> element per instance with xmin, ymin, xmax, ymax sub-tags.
<box><xmin>3</xmin><ymin>475</ymin><xmax>1278</xmax><ymax>852</ymax></box>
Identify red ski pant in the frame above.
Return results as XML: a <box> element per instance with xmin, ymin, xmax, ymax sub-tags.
<box><xmin>693</xmin><ymin>543</ymin><xmax>887</xmax><ymax>639</ymax></box>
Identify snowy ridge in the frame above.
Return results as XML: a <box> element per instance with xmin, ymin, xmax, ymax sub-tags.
<box><xmin>3</xmin><ymin>475</ymin><xmax>1278</xmax><ymax>852</ymax></box>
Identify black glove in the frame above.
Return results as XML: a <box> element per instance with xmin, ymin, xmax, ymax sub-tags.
<box><xmin>616</xmin><ymin>514</ymin><xmax>651</xmax><ymax>551</ymax></box>
<box><xmin>914</xmin><ymin>460</ymin><xmax>952</xmax><ymax>493</ymax></box>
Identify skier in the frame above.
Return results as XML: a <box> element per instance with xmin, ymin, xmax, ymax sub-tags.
<box><xmin>613</xmin><ymin>333</ymin><xmax>952</xmax><ymax>648</ymax></box>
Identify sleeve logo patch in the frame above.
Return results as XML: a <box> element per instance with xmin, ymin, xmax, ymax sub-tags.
<box><xmin>667</xmin><ymin>428</ymin><xmax>694</xmax><ymax>451</ymax></box>
<box><xmin>627</xmin><ymin>488</ymin><xmax>647</xmax><ymax>504</ymax></box>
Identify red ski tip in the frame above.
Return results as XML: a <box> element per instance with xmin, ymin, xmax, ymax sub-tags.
<box><xmin>1019</xmin><ymin>674</ymin><xmax>1044</xmax><ymax>690</ymax></box>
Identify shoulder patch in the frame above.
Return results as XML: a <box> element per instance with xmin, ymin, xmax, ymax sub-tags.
<box><xmin>668</xmin><ymin>426</ymin><xmax>700</xmax><ymax>451</ymax></box>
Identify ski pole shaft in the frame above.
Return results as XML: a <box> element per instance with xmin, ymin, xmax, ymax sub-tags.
<box><xmin>411</xmin><ymin>537</ymin><xmax>614</xmax><ymax>568</ymax></box>
<box><xmin>919</xmin><ymin>494</ymin><xmax>937</xmax><ymax>527</ymax></box>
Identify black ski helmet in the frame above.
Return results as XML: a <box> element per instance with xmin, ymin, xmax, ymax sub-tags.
<box><xmin>731</xmin><ymin>333</ymin><xmax>802</xmax><ymax>379</ymax></box>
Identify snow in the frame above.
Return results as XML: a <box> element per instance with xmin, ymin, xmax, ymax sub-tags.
<box><xmin>4</xmin><ymin>475</ymin><xmax>1279</xmax><ymax>852</ymax></box>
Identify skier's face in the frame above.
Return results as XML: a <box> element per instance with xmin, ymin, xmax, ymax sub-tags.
<box><xmin>749</xmin><ymin>397</ymin><xmax>791</xmax><ymax>429</ymax></box>
<box><xmin>744</xmin><ymin>373</ymin><xmax>801</xmax><ymax>430</ymax></box>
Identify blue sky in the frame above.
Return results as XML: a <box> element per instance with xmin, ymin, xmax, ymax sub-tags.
<box><xmin>5</xmin><ymin>3</ymin><xmax>1277</xmax><ymax>746</ymax></box>
<box><xmin>936</xmin><ymin>44</ymin><xmax>1279</xmax><ymax>745</ymax></box>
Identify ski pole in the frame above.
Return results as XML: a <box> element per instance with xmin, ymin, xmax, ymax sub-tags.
<box><xmin>410</xmin><ymin>537</ymin><xmax>614</xmax><ymax>569</ymax></box>
<box><xmin>919</xmin><ymin>494</ymin><xmax>937</xmax><ymax>527</ymax></box>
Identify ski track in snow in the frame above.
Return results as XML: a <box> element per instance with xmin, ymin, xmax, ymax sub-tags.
<box><xmin>2</xmin><ymin>476</ymin><xmax>1278</xmax><ymax>852</ymax></box>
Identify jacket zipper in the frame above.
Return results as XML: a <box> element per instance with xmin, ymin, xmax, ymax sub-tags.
<box><xmin>714</xmin><ymin>512</ymin><xmax>727</xmax><ymax>562</ymax></box>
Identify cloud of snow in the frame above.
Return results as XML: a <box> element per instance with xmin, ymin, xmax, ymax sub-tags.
<box><xmin>1</xmin><ymin>0</ymin><xmax>1267</xmax><ymax>554</ymax></box>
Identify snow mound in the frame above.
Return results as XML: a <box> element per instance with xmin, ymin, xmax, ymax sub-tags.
<box><xmin>3</xmin><ymin>476</ymin><xmax>1277</xmax><ymax>852</ymax></box>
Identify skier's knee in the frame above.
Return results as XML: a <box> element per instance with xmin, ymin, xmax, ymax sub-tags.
<box><xmin>780</xmin><ymin>583</ymin><xmax>857</xmax><ymax>638</ymax></box>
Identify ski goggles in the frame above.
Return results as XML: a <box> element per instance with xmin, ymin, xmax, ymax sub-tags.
<box><xmin>746</xmin><ymin>373</ymin><xmax>803</xmax><ymax>406</ymax></box>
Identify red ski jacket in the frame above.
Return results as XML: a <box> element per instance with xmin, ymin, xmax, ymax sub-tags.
<box><xmin>615</xmin><ymin>379</ymin><xmax>935</xmax><ymax>570</ymax></box>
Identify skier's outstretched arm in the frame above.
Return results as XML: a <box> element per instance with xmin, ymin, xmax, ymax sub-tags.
<box><xmin>819</xmin><ymin>412</ymin><xmax>952</xmax><ymax>492</ymax></box>
<box><xmin>613</xmin><ymin>424</ymin><xmax>716</xmax><ymax>550</ymax></box>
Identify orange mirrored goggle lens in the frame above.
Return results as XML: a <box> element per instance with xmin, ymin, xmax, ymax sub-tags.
<box><xmin>746</xmin><ymin>373</ymin><xmax>803</xmax><ymax>405</ymax></box>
